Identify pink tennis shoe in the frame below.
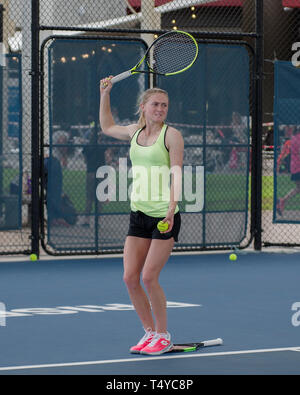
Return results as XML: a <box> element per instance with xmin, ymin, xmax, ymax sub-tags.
<box><xmin>130</xmin><ymin>330</ymin><xmax>173</xmax><ymax>355</ymax></box>
<box><xmin>140</xmin><ymin>332</ymin><xmax>173</xmax><ymax>355</ymax></box>
<box><xmin>130</xmin><ymin>329</ymin><xmax>155</xmax><ymax>354</ymax></box>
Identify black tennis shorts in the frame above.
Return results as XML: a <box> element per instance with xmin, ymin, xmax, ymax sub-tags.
<box><xmin>127</xmin><ymin>210</ymin><xmax>181</xmax><ymax>242</ymax></box>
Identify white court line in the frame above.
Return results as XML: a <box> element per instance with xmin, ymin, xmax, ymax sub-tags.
<box><xmin>0</xmin><ymin>346</ymin><xmax>300</xmax><ymax>372</ymax></box>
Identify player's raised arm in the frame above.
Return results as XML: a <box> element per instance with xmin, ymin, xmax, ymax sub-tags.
<box><xmin>99</xmin><ymin>76</ymin><xmax>137</xmax><ymax>141</ymax></box>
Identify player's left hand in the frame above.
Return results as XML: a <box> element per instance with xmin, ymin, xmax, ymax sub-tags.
<box><xmin>161</xmin><ymin>213</ymin><xmax>174</xmax><ymax>233</ymax></box>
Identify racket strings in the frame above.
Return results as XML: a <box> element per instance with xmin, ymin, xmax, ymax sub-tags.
<box><xmin>147</xmin><ymin>32</ymin><xmax>198</xmax><ymax>74</ymax></box>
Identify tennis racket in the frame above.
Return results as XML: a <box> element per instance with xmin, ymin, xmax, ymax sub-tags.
<box><xmin>110</xmin><ymin>30</ymin><xmax>198</xmax><ymax>85</ymax></box>
<box><xmin>170</xmin><ymin>338</ymin><xmax>223</xmax><ymax>353</ymax></box>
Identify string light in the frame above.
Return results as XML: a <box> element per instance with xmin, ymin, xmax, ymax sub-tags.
<box><xmin>57</xmin><ymin>47</ymin><xmax>114</xmax><ymax>64</ymax></box>
<box><xmin>191</xmin><ymin>5</ymin><xmax>196</xmax><ymax>19</ymax></box>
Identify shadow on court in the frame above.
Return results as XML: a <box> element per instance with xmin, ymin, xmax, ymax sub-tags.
<box><xmin>0</xmin><ymin>251</ymin><xmax>300</xmax><ymax>375</ymax></box>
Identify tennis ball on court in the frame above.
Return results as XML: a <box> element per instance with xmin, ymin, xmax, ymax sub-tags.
<box><xmin>229</xmin><ymin>253</ymin><xmax>237</xmax><ymax>262</ymax></box>
<box><xmin>30</xmin><ymin>254</ymin><xmax>38</xmax><ymax>262</ymax></box>
<box><xmin>157</xmin><ymin>221</ymin><xmax>169</xmax><ymax>232</ymax></box>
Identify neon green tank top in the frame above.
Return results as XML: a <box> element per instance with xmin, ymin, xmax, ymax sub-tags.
<box><xmin>129</xmin><ymin>123</ymin><xmax>179</xmax><ymax>217</ymax></box>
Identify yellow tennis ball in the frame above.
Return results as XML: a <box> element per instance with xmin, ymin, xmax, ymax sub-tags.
<box><xmin>30</xmin><ymin>254</ymin><xmax>38</xmax><ymax>261</ymax></box>
<box><xmin>229</xmin><ymin>253</ymin><xmax>237</xmax><ymax>261</ymax></box>
<box><xmin>157</xmin><ymin>221</ymin><xmax>169</xmax><ymax>232</ymax></box>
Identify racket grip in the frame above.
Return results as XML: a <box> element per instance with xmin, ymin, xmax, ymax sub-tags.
<box><xmin>202</xmin><ymin>338</ymin><xmax>223</xmax><ymax>347</ymax></box>
<box><xmin>111</xmin><ymin>70</ymin><xmax>132</xmax><ymax>84</ymax></box>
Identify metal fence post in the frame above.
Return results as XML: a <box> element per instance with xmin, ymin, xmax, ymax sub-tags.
<box><xmin>252</xmin><ymin>0</ymin><xmax>264</xmax><ymax>250</ymax></box>
<box><xmin>0</xmin><ymin>4</ymin><xmax>3</xmax><ymax>201</ymax></box>
<box><xmin>31</xmin><ymin>0</ymin><xmax>40</xmax><ymax>257</ymax></box>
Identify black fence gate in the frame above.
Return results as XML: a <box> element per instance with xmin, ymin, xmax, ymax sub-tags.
<box><xmin>40</xmin><ymin>34</ymin><xmax>254</xmax><ymax>255</ymax></box>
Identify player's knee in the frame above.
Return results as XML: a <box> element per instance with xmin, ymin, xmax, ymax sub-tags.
<box><xmin>142</xmin><ymin>274</ymin><xmax>157</xmax><ymax>291</ymax></box>
<box><xmin>123</xmin><ymin>273</ymin><xmax>140</xmax><ymax>290</ymax></box>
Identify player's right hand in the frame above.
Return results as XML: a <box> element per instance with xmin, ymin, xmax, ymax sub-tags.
<box><xmin>100</xmin><ymin>76</ymin><xmax>113</xmax><ymax>94</ymax></box>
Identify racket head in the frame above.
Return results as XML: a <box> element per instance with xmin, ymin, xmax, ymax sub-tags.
<box><xmin>112</xmin><ymin>30</ymin><xmax>198</xmax><ymax>84</ymax></box>
<box><xmin>144</xmin><ymin>30</ymin><xmax>199</xmax><ymax>76</ymax></box>
<box><xmin>170</xmin><ymin>338</ymin><xmax>223</xmax><ymax>353</ymax></box>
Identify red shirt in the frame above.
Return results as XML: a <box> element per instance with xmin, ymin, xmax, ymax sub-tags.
<box><xmin>290</xmin><ymin>132</ymin><xmax>300</xmax><ymax>174</ymax></box>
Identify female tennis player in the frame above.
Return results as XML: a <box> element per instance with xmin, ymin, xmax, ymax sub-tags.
<box><xmin>99</xmin><ymin>76</ymin><xmax>184</xmax><ymax>355</ymax></box>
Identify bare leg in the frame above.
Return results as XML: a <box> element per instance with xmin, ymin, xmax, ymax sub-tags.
<box><xmin>142</xmin><ymin>238</ymin><xmax>174</xmax><ymax>333</ymax></box>
<box><xmin>123</xmin><ymin>236</ymin><xmax>154</xmax><ymax>330</ymax></box>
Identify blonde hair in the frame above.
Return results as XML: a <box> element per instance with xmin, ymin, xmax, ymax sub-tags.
<box><xmin>136</xmin><ymin>88</ymin><xmax>169</xmax><ymax>128</ymax></box>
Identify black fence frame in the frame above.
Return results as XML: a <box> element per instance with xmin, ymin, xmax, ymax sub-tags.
<box><xmin>29</xmin><ymin>0</ymin><xmax>263</xmax><ymax>258</ymax></box>
<box><xmin>39</xmin><ymin>34</ymin><xmax>255</xmax><ymax>256</ymax></box>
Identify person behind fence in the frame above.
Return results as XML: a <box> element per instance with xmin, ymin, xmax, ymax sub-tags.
<box><xmin>277</xmin><ymin>126</ymin><xmax>300</xmax><ymax>216</ymax></box>
<box><xmin>263</xmin><ymin>126</ymin><xmax>274</xmax><ymax>150</ymax></box>
<box><xmin>276</xmin><ymin>125</ymin><xmax>294</xmax><ymax>174</ymax></box>
<box><xmin>80</xmin><ymin>121</ymin><xmax>107</xmax><ymax>227</ymax></box>
<box><xmin>228</xmin><ymin>111</ymin><xmax>247</xmax><ymax>169</ymax></box>
<box><xmin>44</xmin><ymin>130</ymin><xmax>77</xmax><ymax>226</ymax></box>
<box><xmin>276</xmin><ymin>138</ymin><xmax>291</xmax><ymax>174</ymax></box>
<box><xmin>99</xmin><ymin>76</ymin><xmax>183</xmax><ymax>355</ymax></box>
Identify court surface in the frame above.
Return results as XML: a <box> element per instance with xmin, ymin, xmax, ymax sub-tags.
<box><xmin>0</xmin><ymin>250</ymin><xmax>300</xmax><ymax>375</ymax></box>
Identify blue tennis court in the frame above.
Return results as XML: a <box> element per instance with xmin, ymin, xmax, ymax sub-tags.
<box><xmin>0</xmin><ymin>251</ymin><xmax>300</xmax><ymax>376</ymax></box>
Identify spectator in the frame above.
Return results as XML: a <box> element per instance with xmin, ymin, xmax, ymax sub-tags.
<box><xmin>277</xmin><ymin>127</ymin><xmax>300</xmax><ymax>216</ymax></box>
<box><xmin>44</xmin><ymin>130</ymin><xmax>76</xmax><ymax>226</ymax></box>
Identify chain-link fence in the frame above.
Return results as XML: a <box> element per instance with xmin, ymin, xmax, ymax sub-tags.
<box><xmin>38</xmin><ymin>0</ymin><xmax>257</xmax><ymax>255</ymax></box>
<box><xmin>40</xmin><ymin>35</ymin><xmax>253</xmax><ymax>254</ymax></box>
<box><xmin>262</xmin><ymin>0</ymin><xmax>300</xmax><ymax>247</ymax></box>
<box><xmin>0</xmin><ymin>0</ymin><xmax>32</xmax><ymax>254</ymax></box>
<box><xmin>2</xmin><ymin>0</ymin><xmax>298</xmax><ymax>256</ymax></box>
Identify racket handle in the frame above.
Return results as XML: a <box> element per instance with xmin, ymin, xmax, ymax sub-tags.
<box><xmin>202</xmin><ymin>338</ymin><xmax>223</xmax><ymax>347</ymax></box>
<box><xmin>111</xmin><ymin>70</ymin><xmax>132</xmax><ymax>84</ymax></box>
